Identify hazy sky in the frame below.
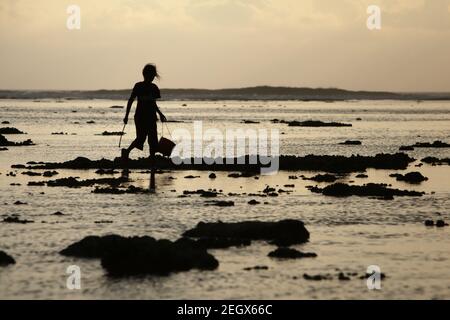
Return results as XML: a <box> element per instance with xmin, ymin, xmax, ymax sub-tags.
<box><xmin>0</xmin><ymin>0</ymin><xmax>449</xmax><ymax>91</ymax></box>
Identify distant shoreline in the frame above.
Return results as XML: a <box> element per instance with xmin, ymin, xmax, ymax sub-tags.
<box><xmin>1</xmin><ymin>86</ymin><xmax>450</xmax><ymax>101</ymax></box>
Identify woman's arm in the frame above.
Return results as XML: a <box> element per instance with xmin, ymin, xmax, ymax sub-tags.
<box><xmin>124</xmin><ymin>90</ymin><xmax>137</xmax><ymax>124</ymax></box>
<box><xmin>155</xmin><ymin>104</ymin><xmax>167</xmax><ymax>122</ymax></box>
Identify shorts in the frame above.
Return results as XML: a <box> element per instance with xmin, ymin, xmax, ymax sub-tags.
<box><xmin>133</xmin><ymin>115</ymin><xmax>158</xmax><ymax>151</ymax></box>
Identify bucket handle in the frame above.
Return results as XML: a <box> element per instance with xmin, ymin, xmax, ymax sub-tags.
<box><xmin>161</xmin><ymin>119</ymin><xmax>173</xmax><ymax>139</ymax></box>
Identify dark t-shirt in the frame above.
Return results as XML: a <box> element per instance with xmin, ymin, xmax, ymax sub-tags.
<box><xmin>131</xmin><ymin>81</ymin><xmax>161</xmax><ymax>119</ymax></box>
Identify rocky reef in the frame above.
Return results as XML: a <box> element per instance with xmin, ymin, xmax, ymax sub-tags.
<box><xmin>15</xmin><ymin>153</ymin><xmax>415</xmax><ymax>173</ymax></box>
<box><xmin>309</xmin><ymin>183</ymin><xmax>424</xmax><ymax>199</ymax></box>
<box><xmin>60</xmin><ymin>235</ymin><xmax>219</xmax><ymax>277</ymax></box>
<box><xmin>183</xmin><ymin>219</ymin><xmax>310</xmax><ymax>246</ymax></box>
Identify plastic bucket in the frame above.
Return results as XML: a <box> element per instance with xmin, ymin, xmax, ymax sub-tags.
<box><xmin>158</xmin><ymin>137</ymin><xmax>176</xmax><ymax>157</ymax></box>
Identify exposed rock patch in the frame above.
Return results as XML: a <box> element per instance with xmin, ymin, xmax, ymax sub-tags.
<box><xmin>268</xmin><ymin>247</ymin><xmax>317</xmax><ymax>259</ymax></box>
<box><xmin>0</xmin><ymin>127</ymin><xmax>25</xmax><ymax>134</ymax></box>
<box><xmin>272</xmin><ymin>120</ymin><xmax>352</xmax><ymax>127</ymax></box>
<box><xmin>389</xmin><ymin>172</ymin><xmax>428</xmax><ymax>184</ymax></box>
<box><xmin>183</xmin><ymin>219</ymin><xmax>310</xmax><ymax>246</ymax></box>
<box><xmin>16</xmin><ymin>153</ymin><xmax>415</xmax><ymax>173</ymax></box>
<box><xmin>2</xmin><ymin>216</ymin><xmax>34</xmax><ymax>224</ymax></box>
<box><xmin>60</xmin><ymin>235</ymin><xmax>219</xmax><ymax>276</ymax></box>
<box><xmin>0</xmin><ymin>134</ymin><xmax>34</xmax><ymax>147</ymax></box>
<box><xmin>0</xmin><ymin>251</ymin><xmax>16</xmax><ymax>266</ymax></box>
<box><xmin>421</xmin><ymin>157</ymin><xmax>450</xmax><ymax>166</ymax></box>
<box><xmin>339</xmin><ymin>140</ymin><xmax>362</xmax><ymax>145</ymax></box>
<box><xmin>309</xmin><ymin>183</ymin><xmax>424</xmax><ymax>198</ymax></box>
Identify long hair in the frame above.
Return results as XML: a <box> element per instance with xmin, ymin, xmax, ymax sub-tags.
<box><xmin>142</xmin><ymin>63</ymin><xmax>160</xmax><ymax>80</ymax></box>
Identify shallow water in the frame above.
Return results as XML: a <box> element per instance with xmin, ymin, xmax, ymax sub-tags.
<box><xmin>0</xmin><ymin>99</ymin><xmax>449</xmax><ymax>299</ymax></box>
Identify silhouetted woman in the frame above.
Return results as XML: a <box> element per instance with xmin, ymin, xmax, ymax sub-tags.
<box><xmin>122</xmin><ymin>64</ymin><xmax>166</xmax><ymax>163</ymax></box>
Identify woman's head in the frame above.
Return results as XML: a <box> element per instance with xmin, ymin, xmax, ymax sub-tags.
<box><xmin>142</xmin><ymin>63</ymin><xmax>160</xmax><ymax>81</ymax></box>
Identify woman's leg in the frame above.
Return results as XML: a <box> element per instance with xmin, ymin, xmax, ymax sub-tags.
<box><xmin>148</xmin><ymin>122</ymin><xmax>158</xmax><ymax>190</ymax></box>
<box><xmin>148</xmin><ymin>121</ymin><xmax>158</xmax><ymax>167</ymax></box>
<box><xmin>123</xmin><ymin>118</ymin><xmax>146</xmax><ymax>158</ymax></box>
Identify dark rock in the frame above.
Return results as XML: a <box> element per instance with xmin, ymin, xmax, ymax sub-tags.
<box><xmin>53</xmin><ymin>211</ymin><xmax>65</xmax><ymax>216</ymax></box>
<box><xmin>0</xmin><ymin>127</ymin><xmax>25</xmax><ymax>134</ymax></box>
<box><xmin>0</xmin><ymin>147</ymin><xmax>8</xmax><ymax>151</ymax></box>
<box><xmin>412</xmin><ymin>141</ymin><xmax>450</xmax><ymax>148</ymax></box>
<box><xmin>339</xmin><ymin>140</ymin><xmax>362</xmax><ymax>145</ymax></box>
<box><xmin>17</xmin><ymin>153</ymin><xmax>414</xmax><ymax>173</ymax></box>
<box><xmin>2</xmin><ymin>216</ymin><xmax>34</xmax><ymax>224</ymax></box>
<box><xmin>338</xmin><ymin>272</ymin><xmax>351</xmax><ymax>281</ymax></box>
<box><xmin>303</xmin><ymin>273</ymin><xmax>332</xmax><ymax>281</ymax></box>
<box><xmin>241</xmin><ymin>120</ymin><xmax>260</xmax><ymax>124</ymax></box>
<box><xmin>309</xmin><ymin>183</ymin><xmax>424</xmax><ymax>198</ymax></box>
<box><xmin>14</xmin><ymin>200</ymin><xmax>27</xmax><ymax>205</ymax></box>
<box><xmin>95</xmin><ymin>169</ymin><xmax>119</xmax><ymax>175</ymax></box>
<box><xmin>1</xmin><ymin>121</ymin><xmax>10</xmax><ymax>124</ymax></box>
<box><xmin>92</xmin><ymin>185</ymin><xmax>151</xmax><ymax>194</ymax></box>
<box><xmin>183</xmin><ymin>219</ymin><xmax>310</xmax><ymax>246</ymax></box>
<box><xmin>21</xmin><ymin>171</ymin><xmax>41</xmax><ymax>176</ymax></box>
<box><xmin>0</xmin><ymin>251</ymin><xmax>16</xmax><ymax>266</ymax></box>
<box><xmin>99</xmin><ymin>131</ymin><xmax>125</xmax><ymax>136</ymax></box>
<box><xmin>263</xmin><ymin>186</ymin><xmax>276</xmax><ymax>193</ymax></box>
<box><xmin>248</xmin><ymin>199</ymin><xmax>260</xmax><ymax>205</ymax></box>
<box><xmin>421</xmin><ymin>157</ymin><xmax>450</xmax><ymax>166</ymax></box>
<box><xmin>42</xmin><ymin>170</ymin><xmax>59</xmax><ymax>177</ymax></box>
<box><xmin>243</xmin><ymin>265</ymin><xmax>269</xmax><ymax>271</ymax></box>
<box><xmin>424</xmin><ymin>220</ymin><xmax>434</xmax><ymax>227</ymax></box>
<box><xmin>190</xmin><ymin>237</ymin><xmax>251</xmax><ymax>249</ymax></box>
<box><xmin>94</xmin><ymin>220</ymin><xmax>113</xmax><ymax>224</ymax></box>
<box><xmin>436</xmin><ymin>220</ymin><xmax>449</xmax><ymax>228</ymax></box>
<box><xmin>208</xmin><ymin>173</ymin><xmax>216</xmax><ymax>179</ymax></box>
<box><xmin>184</xmin><ymin>175</ymin><xmax>200</xmax><ymax>179</ymax></box>
<box><xmin>41</xmin><ymin>177</ymin><xmax>127</xmax><ymax>188</ymax></box>
<box><xmin>287</xmin><ymin>120</ymin><xmax>352</xmax><ymax>127</ymax></box>
<box><xmin>0</xmin><ymin>134</ymin><xmax>34</xmax><ymax>147</ymax></box>
<box><xmin>306</xmin><ymin>174</ymin><xmax>338</xmax><ymax>183</ymax></box>
<box><xmin>389</xmin><ymin>172</ymin><xmax>428</xmax><ymax>184</ymax></box>
<box><xmin>110</xmin><ymin>105</ymin><xmax>124</xmax><ymax>109</ymax></box>
<box><xmin>183</xmin><ymin>189</ymin><xmax>219</xmax><ymax>197</ymax></box>
<box><xmin>205</xmin><ymin>200</ymin><xmax>235</xmax><ymax>207</ymax></box>
<box><xmin>268</xmin><ymin>247</ymin><xmax>317</xmax><ymax>259</ymax></box>
<box><xmin>60</xmin><ymin>235</ymin><xmax>219</xmax><ymax>276</ymax></box>
<box><xmin>401</xmin><ymin>141</ymin><xmax>450</xmax><ymax>150</ymax></box>
<box><xmin>228</xmin><ymin>172</ymin><xmax>256</xmax><ymax>178</ymax></box>
<box><xmin>28</xmin><ymin>181</ymin><xmax>45</xmax><ymax>186</ymax></box>
<box><xmin>355</xmin><ymin>174</ymin><xmax>368</xmax><ymax>178</ymax></box>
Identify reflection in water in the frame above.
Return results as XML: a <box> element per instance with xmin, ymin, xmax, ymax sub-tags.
<box><xmin>121</xmin><ymin>168</ymin><xmax>129</xmax><ymax>179</ymax></box>
<box><xmin>150</xmin><ymin>167</ymin><xmax>156</xmax><ymax>191</ymax></box>
<box><xmin>121</xmin><ymin>164</ymin><xmax>156</xmax><ymax>192</ymax></box>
